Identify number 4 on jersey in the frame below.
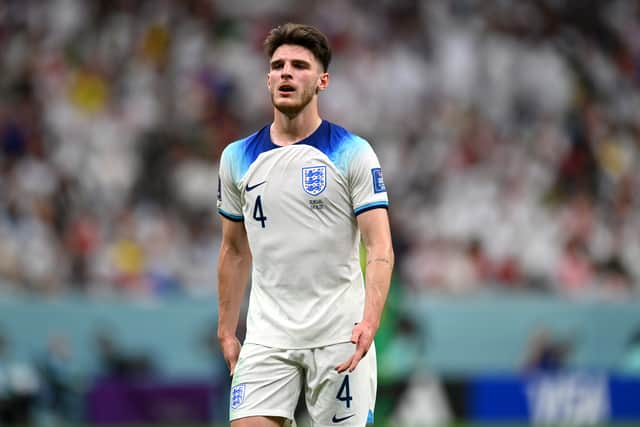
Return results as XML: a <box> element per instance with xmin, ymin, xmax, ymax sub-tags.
<box><xmin>336</xmin><ymin>375</ymin><xmax>353</xmax><ymax>408</ymax></box>
<box><xmin>253</xmin><ymin>195</ymin><xmax>267</xmax><ymax>228</ymax></box>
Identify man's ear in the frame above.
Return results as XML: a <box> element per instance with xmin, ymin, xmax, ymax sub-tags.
<box><xmin>266</xmin><ymin>73</ymin><xmax>271</xmax><ymax>89</ymax></box>
<box><xmin>317</xmin><ymin>72</ymin><xmax>329</xmax><ymax>92</ymax></box>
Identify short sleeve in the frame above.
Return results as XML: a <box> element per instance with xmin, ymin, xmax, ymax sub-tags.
<box><xmin>217</xmin><ymin>145</ymin><xmax>244</xmax><ymax>221</ymax></box>
<box><xmin>349</xmin><ymin>140</ymin><xmax>389</xmax><ymax>215</ymax></box>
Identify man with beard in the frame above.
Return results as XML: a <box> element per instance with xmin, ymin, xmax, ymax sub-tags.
<box><xmin>216</xmin><ymin>23</ymin><xmax>393</xmax><ymax>427</ymax></box>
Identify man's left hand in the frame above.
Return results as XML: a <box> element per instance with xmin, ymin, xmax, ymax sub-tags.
<box><xmin>336</xmin><ymin>320</ymin><xmax>376</xmax><ymax>373</ymax></box>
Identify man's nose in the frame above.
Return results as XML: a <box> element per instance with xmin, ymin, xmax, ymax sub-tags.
<box><xmin>281</xmin><ymin>62</ymin><xmax>293</xmax><ymax>78</ymax></box>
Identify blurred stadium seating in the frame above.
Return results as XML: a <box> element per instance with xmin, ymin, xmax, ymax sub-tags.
<box><xmin>1</xmin><ymin>0</ymin><xmax>640</xmax><ymax>425</ymax></box>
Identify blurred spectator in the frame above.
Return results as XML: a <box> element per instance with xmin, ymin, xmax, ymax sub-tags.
<box><xmin>63</xmin><ymin>209</ymin><xmax>100</xmax><ymax>291</ymax></box>
<box><xmin>378</xmin><ymin>314</ymin><xmax>425</xmax><ymax>422</ymax></box>
<box><xmin>0</xmin><ymin>331</ymin><xmax>40</xmax><ymax>425</ymax></box>
<box><xmin>466</xmin><ymin>238</ymin><xmax>495</xmax><ymax>285</ymax></box>
<box><xmin>494</xmin><ymin>254</ymin><xmax>525</xmax><ymax>289</ymax></box>
<box><xmin>522</xmin><ymin>327</ymin><xmax>574</xmax><ymax>372</ymax></box>
<box><xmin>94</xmin><ymin>329</ymin><xmax>155</xmax><ymax>381</ymax></box>
<box><xmin>594</xmin><ymin>254</ymin><xmax>634</xmax><ymax>299</ymax></box>
<box><xmin>620</xmin><ymin>326</ymin><xmax>640</xmax><ymax>375</ymax></box>
<box><xmin>35</xmin><ymin>334</ymin><xmax>83</xmax><ymax>425</ymax></box>
<box><xmin>556</xmin><ymin>237</ymin><xmax>595</xmax><ymax>295</ymax></box>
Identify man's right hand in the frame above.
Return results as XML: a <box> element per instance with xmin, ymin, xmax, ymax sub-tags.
<box><xmin>219</xmin><ymin>335</ymin><xmax>242</xmax><ymax>376</ymax></box>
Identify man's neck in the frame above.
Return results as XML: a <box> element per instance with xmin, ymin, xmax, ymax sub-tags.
<box><xmin>271</xmin><ymin>109</ymin><xmax>323</xmax><ymax>146</ymax></box>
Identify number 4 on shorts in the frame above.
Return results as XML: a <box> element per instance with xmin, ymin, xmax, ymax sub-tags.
<box><xmin>336</xmin><ymin>375</ymin><xmax>353</xmax><ymax>408</ymax></box>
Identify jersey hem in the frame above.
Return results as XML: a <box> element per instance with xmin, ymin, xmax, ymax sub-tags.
<box><xmin>218</xmin><ymin>208</ymin><xmax>244</xmax><ymax>221</ymax></box>
<box><xmin>354</xmin><ymin>203</ymin><xmax>388</xmax><ymax>216</ymax></box>
<box><xmin>243</xmin><ymin>337</ymin><xmax>353</xmax><ymax>350</ymax></box>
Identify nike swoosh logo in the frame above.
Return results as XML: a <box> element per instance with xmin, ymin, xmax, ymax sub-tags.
<box><xmin>331</xmin><ymin>414</ymin><xmax>355</xmax><ymax>423</ymax></box>
<box><xmin>245</xmin><ymin>181</ymin><xmax>266</xmax><ymax>192</ymax></box>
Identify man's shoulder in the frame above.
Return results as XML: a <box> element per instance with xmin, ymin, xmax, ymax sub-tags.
<box><xmin>221</xmin><ymin>124</ymin><xmax>273</xmax><ymax>166</ymax></box>
<box><xmin>324</xmin><ymin>120</ymin><xmax>375</xmax><ymax>158</ymax></box>
<box><xmin>321</xmin><ymin>120</ymin><xmax>372</xmax><ymax>156</ymax></box>
<box><xmin>325</xmin><ymin>120</ymin><xmax>365</xmax><ymax>142</ymax></box>
<box><xmin>225</xmin><ymin>125</ymin><xmax>270</xmax><ymax>153</ymax></box>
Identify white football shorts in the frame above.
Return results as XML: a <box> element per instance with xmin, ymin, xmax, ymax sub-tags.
<box><xmin>229</xmin><ymin>341</ymin><xmax>377</xmax><ymax>427</ymax></box>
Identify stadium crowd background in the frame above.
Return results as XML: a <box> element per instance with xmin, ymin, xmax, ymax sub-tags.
<box><xmin>1</xmin><ymin>0</ymin><xmax>640</xmax><ymax>300</ymax></box>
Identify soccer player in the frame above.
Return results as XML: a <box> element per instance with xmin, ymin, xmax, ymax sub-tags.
<box><xmin>216</xmin><ymin>23</ymin><xmax>394</xmax><ymax>427</ymax></box>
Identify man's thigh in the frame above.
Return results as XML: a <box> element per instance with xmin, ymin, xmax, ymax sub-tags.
<box><xmin>231</xmin><ymin>415</ymin><xmax>292</xmax><ymax>427</ymax></box>
<box><xmin>230</xmin><ymin>344</ymin><xmax>302</xmax><ymax>423</ymax></box>
<box><xmin>305</xmin><ymin>342</ymin><xmax>377</xmax><ymax>427</ymax></box>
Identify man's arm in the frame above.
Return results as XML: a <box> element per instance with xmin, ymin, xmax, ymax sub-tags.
<box><xmin>217</xmin><ymin>217</ymin><xmax>252</xmax><ymax>375</ymax></box>
<box><xmin>336</xmin><ymin>208</ymin><xmax>394</xmax><ymax>373</ymax></box>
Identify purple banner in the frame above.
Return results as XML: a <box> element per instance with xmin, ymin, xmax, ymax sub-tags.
<box><xmin>87</xmin><ymin>379</ymin><xmax>223</xmax><ymax>424</ymax></box>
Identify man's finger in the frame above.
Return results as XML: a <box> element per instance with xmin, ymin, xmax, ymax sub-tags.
<box><xmin>348</xmin><ymin>331</ymin><xmax>375</xmax><ymax>372</ymax></box>
<box><xmin>336</xmin><ymin>355</ymin><xmax>354</xmax><ymax>373</ymax></box>
<box><xmin>348</xmin><ymin>347</ymin><xmax>365</xmax><ymax>372</ymax></box>
<box><xmin>224</xmin><ymin>353</ymin><xmax>236</xmax><ymax>373</ymax></box>
<box><xmin>351</xmin><ymin>327</ymin><xmax>361</xmax><ymax>344</ymax></box>
<box><xmin>222</xmin><ymin>342</ymin><xmax>240</xmax><ymax>376</ymax></box>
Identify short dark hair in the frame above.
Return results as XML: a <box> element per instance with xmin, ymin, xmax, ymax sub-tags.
<box><xmin>264</xmin><ymin>23</ymin><xmax>332</xmax><ymax>72</ymax></box>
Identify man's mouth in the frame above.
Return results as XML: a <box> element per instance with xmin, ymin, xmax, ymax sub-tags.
<box><xmin>279</xmin><ymin>85</ymin><xmax>295</xmax><ymax>93</ymax></box>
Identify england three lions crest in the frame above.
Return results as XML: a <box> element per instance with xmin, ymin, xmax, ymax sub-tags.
<box><xmin>230</xmin><ymin>383</ymin><xmax>246</xmax><ymax>409</ymax></box>
<box><xmin>302</xmin><ymin>166</ymin><xmax>327</xmax><ymax>196</ymax></box>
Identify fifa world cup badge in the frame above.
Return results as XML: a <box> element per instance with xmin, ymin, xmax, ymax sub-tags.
<box><xmin>371</xmin><ymin>168</ymin><xmax>386</xmax><ymax>193</ymax></box>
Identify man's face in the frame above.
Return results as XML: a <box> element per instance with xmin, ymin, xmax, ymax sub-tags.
<box><xmin>267</xmin><ymin>44</ymin><xmax>328</xmax><ymax>116</ymax></box>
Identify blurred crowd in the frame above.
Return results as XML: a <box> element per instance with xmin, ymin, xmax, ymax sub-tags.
<box><xmin>0</xmin><ymin>0</ymin><xmax>639</xmax><ymax>299</ymax></box>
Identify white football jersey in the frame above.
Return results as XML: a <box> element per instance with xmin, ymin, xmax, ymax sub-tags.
<box><xmin>217</xmin><ymin>120</ymin><xmax>388</xmax><ymax>349</ymax></box>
